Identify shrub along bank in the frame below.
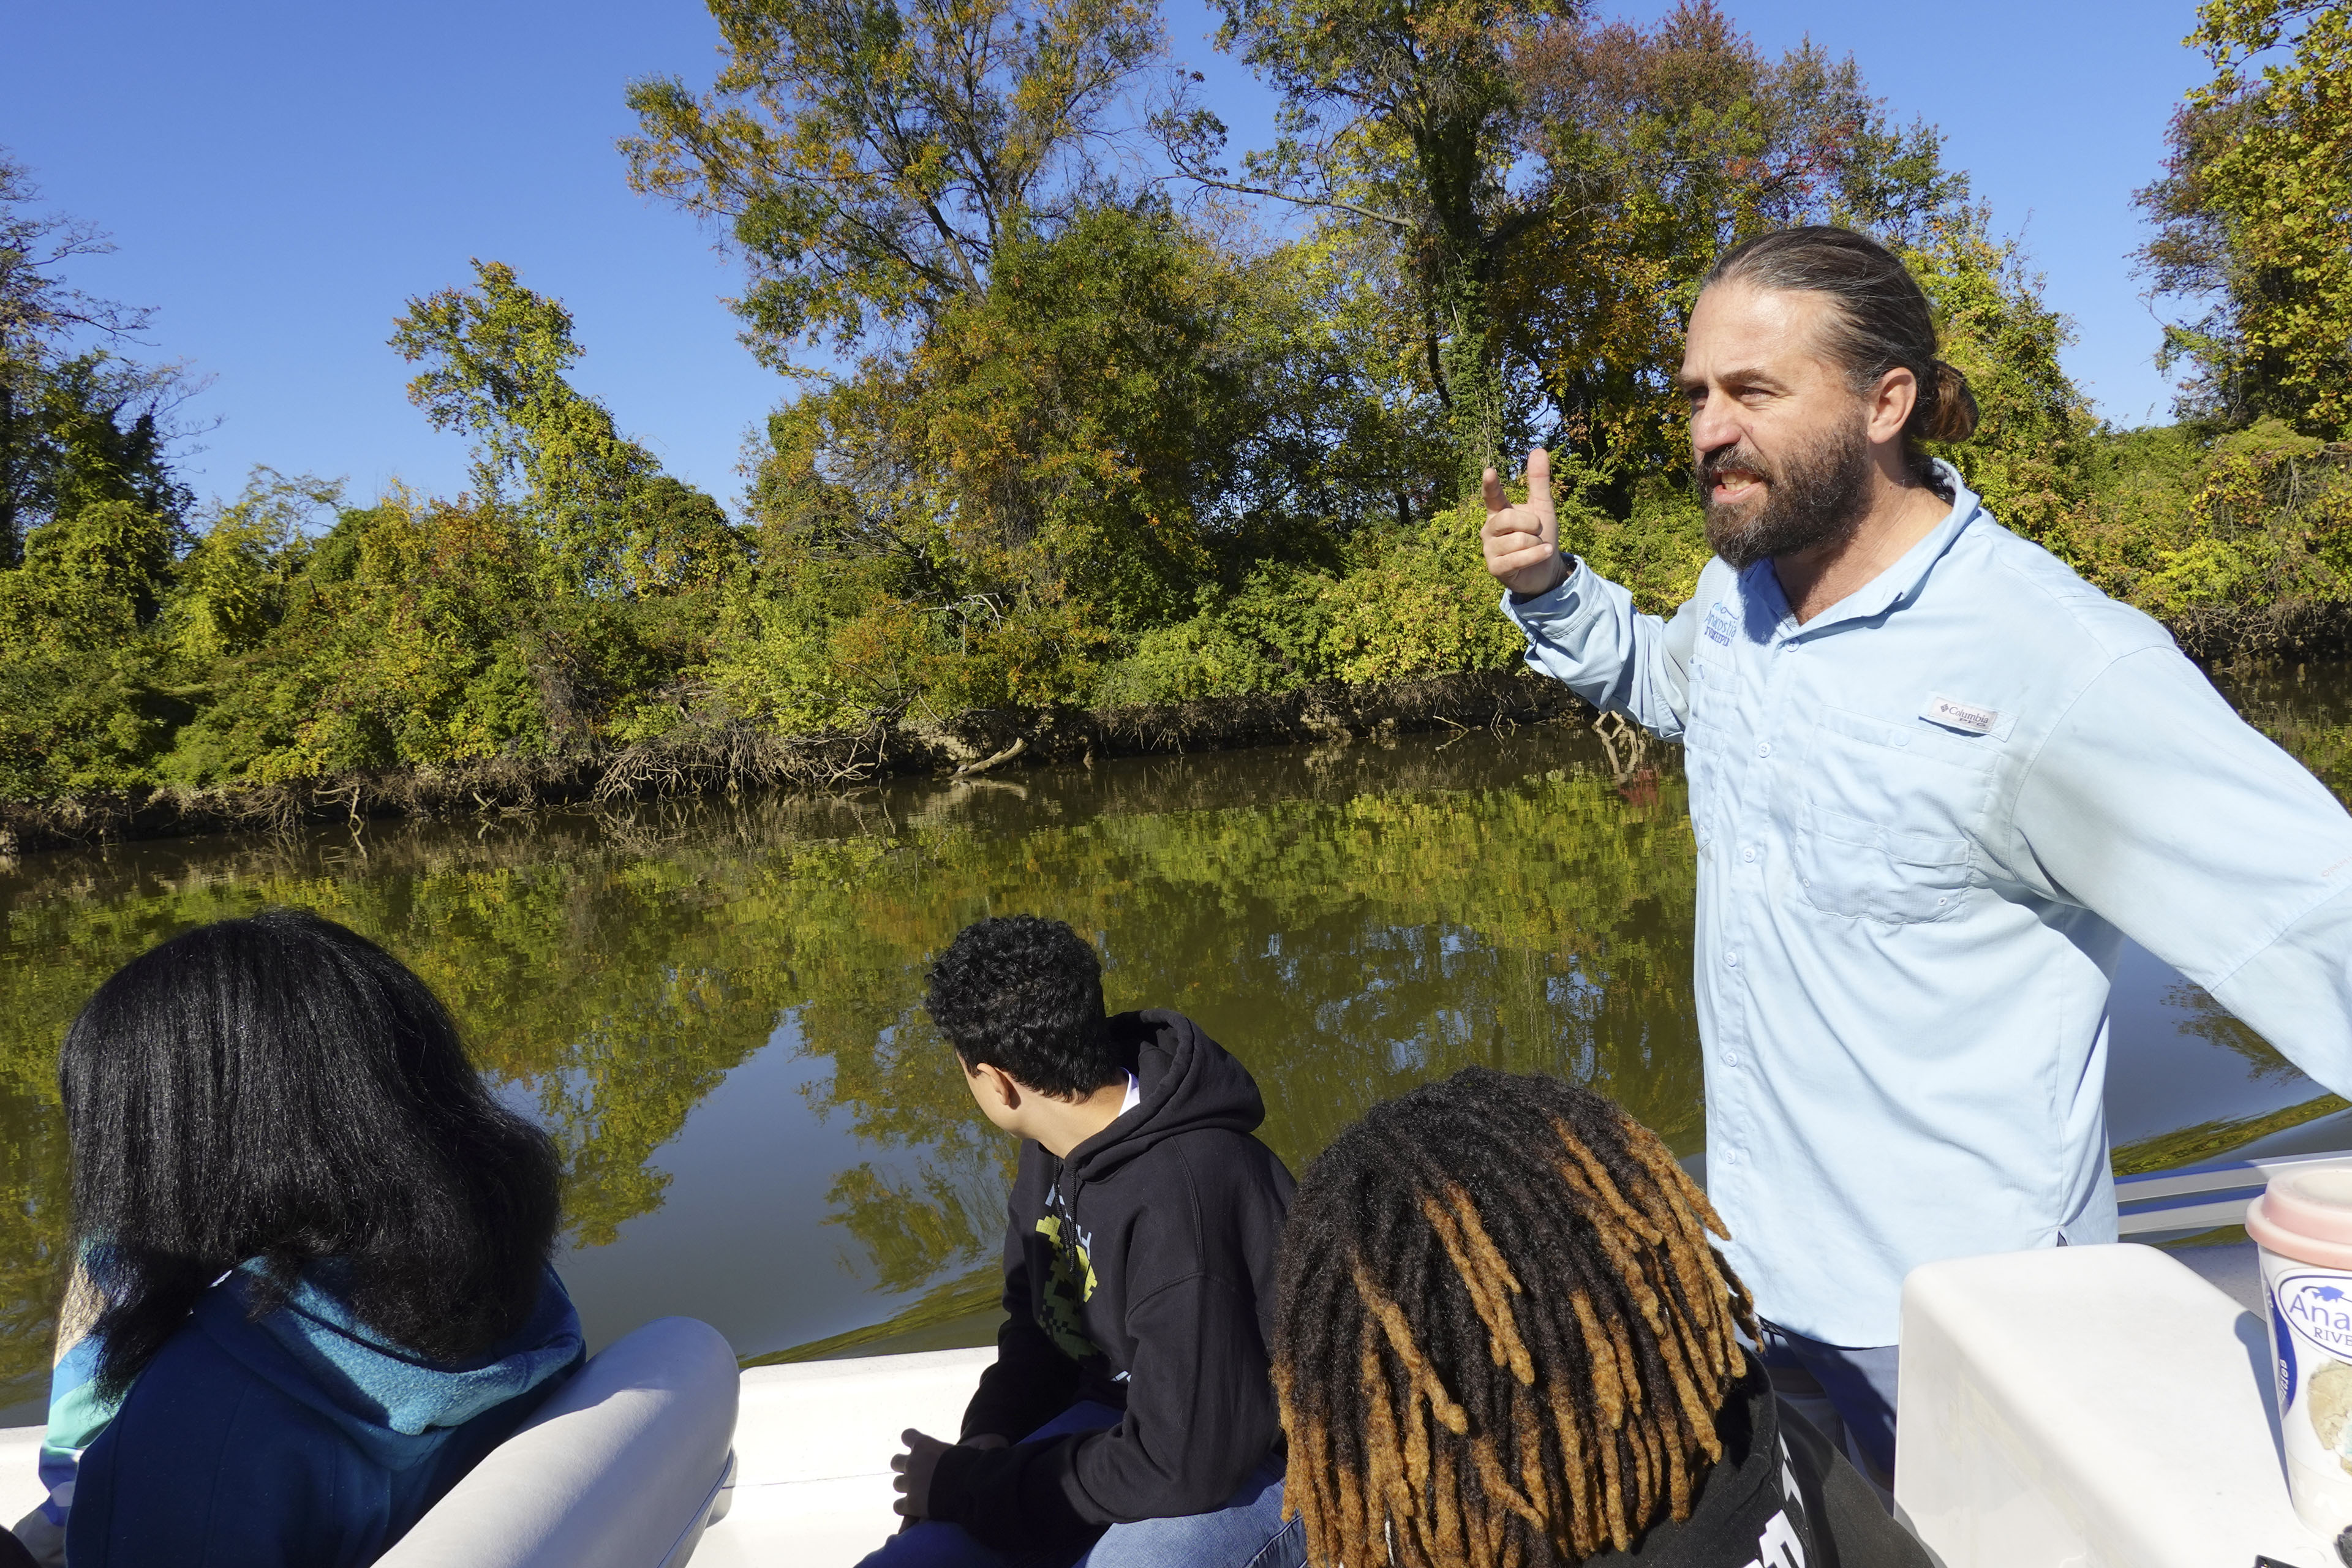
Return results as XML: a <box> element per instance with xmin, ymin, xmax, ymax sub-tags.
<box><xmin>7</xmin><ymin>417</ymin><xmax>2350</xmax><ymax>853</ymax></box>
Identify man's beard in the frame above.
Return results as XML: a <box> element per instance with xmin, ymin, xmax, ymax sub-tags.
<box><xmin>1699</xmin><ymin>415</ymin><xmax>1874</xmax><ymax>571</ymax></box>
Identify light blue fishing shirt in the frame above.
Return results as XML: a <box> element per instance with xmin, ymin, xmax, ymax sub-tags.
<box><xmin>1504</xmin><ymin>464</ymin><xmax>2352</xmax><ymax>1346</ymax></box>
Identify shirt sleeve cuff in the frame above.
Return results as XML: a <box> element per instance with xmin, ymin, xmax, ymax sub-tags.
<box><xmin>1500</xmin><ymin>557</ymin><xmax>1600</xmax><ymax>636</ymax></box>
<box><xmin>2210</xmin><ymin>878</ymin><xmax>2352</xmax><ymax>1098</ymax></box>
<box><xmin>927</xmin><ymin>1442</ymin><xmax>989</xmax><ymax>1526</ymax></box>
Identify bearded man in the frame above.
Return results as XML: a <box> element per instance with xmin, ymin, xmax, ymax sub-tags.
<box><xmin>1481</xmin><ymin>225</ymin><xmax>2352</xmax><ymax>1490</ymax></box>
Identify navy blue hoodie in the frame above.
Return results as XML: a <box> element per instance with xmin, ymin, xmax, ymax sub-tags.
<box><xmin>927</xmin><ymin>1010</ymin><xmax>1295</xmax><ymax>1551</ymax></box>
<box><xmin>64</xmin><ymin>1265</ymin><xmax>583</xmax><ymax>1567</ymax></box>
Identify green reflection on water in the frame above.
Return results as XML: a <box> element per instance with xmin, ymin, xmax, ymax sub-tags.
<box><xmin>0</xmin><ymin>668</ymin><xmax>2342</xmax><ymax>1414</ymax></box>
<box><xmin>0</xmin><ymin>727</ymin><xmax>1698</xmax><ymax>1406</ymax></box>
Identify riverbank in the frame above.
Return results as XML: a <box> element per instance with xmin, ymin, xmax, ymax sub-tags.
<box><xmin>0</xmin><ymin>668</ymin><xmax>1595</xmax><ymax>853</ymax></box>
<box><xmin>10</xmin><ymin>640</ymin><xmax>2349</xmax><ymax>857</ymax></box>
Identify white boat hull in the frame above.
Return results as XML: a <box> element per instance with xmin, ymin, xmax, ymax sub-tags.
<box><xmin>695</xmin><ymin>1348</ymin><xmax>991</xmax><ymax>1566</ymax></box>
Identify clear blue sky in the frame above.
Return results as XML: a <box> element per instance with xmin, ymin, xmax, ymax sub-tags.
<box><xmin>4</xmin><ymin>0</ymin><xmax>2208</xmax><ymax>516</ymax></box>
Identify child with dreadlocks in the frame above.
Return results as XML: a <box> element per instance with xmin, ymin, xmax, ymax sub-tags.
<box><xmin>863</xmin><ymin>914</ymin><xmax>1303</xmax><ymax>1568</ymax></box>
<box><xmin>1272</xmin><ymin>1068</ymin><xmax>1930</xmax><ymax>1568</ymax></box>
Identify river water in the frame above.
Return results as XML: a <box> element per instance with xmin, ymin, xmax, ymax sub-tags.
<box><xmin>1</xmin><ymin>668</ymin><xmax>2347</xmax><ymax>1425</ymax></box>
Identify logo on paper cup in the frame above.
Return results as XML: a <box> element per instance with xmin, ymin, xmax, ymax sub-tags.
<box><xmin>2285</xmin><ymin>1275</ymin><xmax>2352</xmax><ymax>1355</ymax></box>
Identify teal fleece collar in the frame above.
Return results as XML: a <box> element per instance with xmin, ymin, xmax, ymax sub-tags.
<box><xmin>196</xmin><ymin>1263</ymin><xmax>583</xmax><ymax>1469</ymax></box>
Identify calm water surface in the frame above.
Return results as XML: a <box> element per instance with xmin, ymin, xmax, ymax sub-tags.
<box><xmin>2</xmin><ymin>671</ymin><xmax>2348</xmax><ymax>1425</ymax></box>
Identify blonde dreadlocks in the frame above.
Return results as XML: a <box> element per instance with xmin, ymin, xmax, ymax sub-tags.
<box><xmin>1271</xmin><ymin>1068</ymin><xmax>1757</xmax><ymax>1567</ymax></box>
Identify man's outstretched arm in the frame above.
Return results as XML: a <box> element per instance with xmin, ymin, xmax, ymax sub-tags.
<box><xmin>1482</xmin><ymin>447</ymin><xmax>1709</xmax><ymax>741</ymax></box>
<box><xmin>2013</xmin><ymin>644</ymin><xmax>2352</xmax><ymax>1094</ymax></box>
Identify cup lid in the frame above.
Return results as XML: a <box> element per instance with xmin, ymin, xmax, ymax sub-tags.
<box><xmin>2255</xmin><ymin>1164</ymin><xmax>2352</xmax><ymax>1246</ymax></box>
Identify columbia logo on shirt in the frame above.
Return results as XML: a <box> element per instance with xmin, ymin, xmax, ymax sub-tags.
<box><xmin>1919</xmin><ymin>693</ymin><xmax>1997</xmax><ymax>734</ymax></box>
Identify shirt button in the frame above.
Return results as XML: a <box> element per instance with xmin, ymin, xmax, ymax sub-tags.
<box><xmin>1724</xmin><ymin>951</ymin><xmax>1740</xmax><ymax>968</ymax></box>
<box><xmin>1722</xmin><ymin>1147</ymin><xmax>1741</xmax><ymax>1165</ymax></box>
<box><xmin>1741</xmin><ymin>845</ymin><xmax>1757</xmax><ymax>863</ymax></box>
<box><xmin>1755</xmin><ymin>741</ymin><xmax>1772</xmax><ymax>758</ymax></box>
<box><xmin>1724</xmin><ymin>1050</ymin><xmax>1741</xmax><ymax>1066</ymax></box>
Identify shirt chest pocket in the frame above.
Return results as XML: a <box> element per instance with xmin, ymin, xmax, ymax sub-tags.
<box><xmin>1781</xmin><ymin>706</ymin><xmax>1999</xmax><ymax>925</ymax></box>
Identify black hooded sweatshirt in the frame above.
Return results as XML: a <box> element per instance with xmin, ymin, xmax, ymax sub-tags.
<box><xmin>1584</xmin><ymin>1363</ymin><xmax>1932</xmax><ymax>1568</ymax></box>
<box><xmin>925</xmin><ymin>1009</ymin><xmax>1295</xmax><ymax>1551</ymax></box>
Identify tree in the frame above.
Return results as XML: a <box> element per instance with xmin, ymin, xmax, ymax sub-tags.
<box><xmin>0</xmin><ymin>497</ymin><xmax>184</xmax><ymax>797</ymax></box>
<box><xmin>2138</xmin><ymin>0</ymin><xmax>2352</xmax><ymax>435</ymax></box>
<box><xmin>620</xmin><ymin>0</ymin><xmax>1162</xmax><ymax>371</ymax></box>
<box><xmin>390</xmin><ymin>260</ymin><xmax>738</xmax><ymax>598</ymax></box>
<box><xmin>1902</xmin><ymin>209</ymin><xmax>2091</xmax><ymax>541</ymax></box>
<box><xmin>0</xmin><ymin>151</ymin><xmax>191</xmax><ymax>568</ymax></box>
<box><xmin>0</xmin><ymin>153</ymin><xmax>151</xmax><ymax>353</ymax></box>
<box><xmin>1196</xmin><ymin>0</ymin><xmax>1574</xmax><ymax>492</ymax></box>
<box><xmin>736</xmin><ymin>200</ymin><xmax>1349</xmax><ymax>717</ymax></box>
<box><xmin>1503</xmin><ymin>1</ymin><xmax>1965</xmax><ymax>491</ymax></box>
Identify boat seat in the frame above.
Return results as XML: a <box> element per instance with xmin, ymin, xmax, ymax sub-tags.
<box><xmin>1896</xmin><ymin>1243</ymin><xmax>2315</xmax><ymax>1565</ymax></box>
<box><xmin>379</xmin><ymin>1316</ymin><xmax>739</xmax><ymax>1568</ymax></box>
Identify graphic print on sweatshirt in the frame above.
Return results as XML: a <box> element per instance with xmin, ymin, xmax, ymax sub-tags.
<box><xmin>1033</xmin><ymin>1181</ymin><xmax>1106</xmax><ymax>1366</ymax></box>
<box><xmin>1740</xmin><ymin>1433</ymin><xmax>1812</xmax><ymax>1568</ymax></box>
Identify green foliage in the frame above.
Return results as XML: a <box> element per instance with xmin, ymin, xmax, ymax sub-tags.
<box><xmin>917</xmin><ymin>204</ymin><xmax>1246</xmax><ymax>627</ymax></box>
<box><xmin>704</xmin><ymin>563</ymin><xmax>946</xmax><ymax>734</ymax></box>
<box><xmin>1099</xmin><ymin>612</ymin><xmax>1289</xmax><ymax>705</ymax></box>
<box><xmin>1202</xmin><ymin>0</ymin><xmax>1571</xmax><ymax>489</ymax></box>
<box><xmin>2138</xmin><ymin>0</ymin><xmax>2352</xmax><ymax>435</ymax></box>
<box><xmin>1</xmin><ymin>352</ymin><xmax>190</xmax><ymax>572</ymax></box>
<box><xmin>620</xmin><ymin>0</ymin><xmax>1161</xmax><ymax>368</ymax></box>
<box><xmin>1561</xmin><ymin>481</ymin><xmax>1713</xmax><ymax>617</ymax></box>
<box><xmin>0</xmin><ymin>503</ymin><xmax>180</xmax><ymax>798</ymax></box>
<box><xmin>168</xmin><ymin>469</ymin><xmax>336</xmax><ymax>660</ymax></box>
<box><xmin>0</xmin><ymin>486</ymin><xmax>191</xmax><ymax>799</ymax></box>
<box><xmin>15</xmin><ymin>0</ymin><xmax>2352</xmax><ymax>812</ymax></box>
<box><xmin>1319</xmin><ymin>503</ymin><xmax>1524</xmax><ymax>682</ymax></box>
<box><xmin>391</xmin><ymin>260</ymin><xmax>745</xmax><ymax>598</ymax></box>
<box><xmin>1096</xmin><ymin>567</ymin><xmax>1332</xmax><ymax>704</ymax></box>
<box><xmin>0</xmin><ymin>221</ymin><xmax>749</xmax><ymax>801</ymax></box>
<box><xmin>722</xmin><ymin>199</ymin><xmax>1436</xmax><ymax>725</ymax></box>
<box><xmin>1903</xmin><ymin>210</ymin><xmax>2095</xmax><ymax>541</ymax></box>
<box><xmin>1506</xmin><ymin>1</ymin><xmax>1967</xmax><ymax>492</ymax></box>
<box><xmin>1093</xmin><ymin>508</ymin><xmax>1519</xmax><ymax>703</ymax></box>
<box><xmin>1</xmin><ymin>151</ymin><xmax>190</xmax><ymax>568</ymax></box>
<box><xmin>157</xmin><ymin>493</ymin><xmax>545</xmax><ymax>784</ymax></box>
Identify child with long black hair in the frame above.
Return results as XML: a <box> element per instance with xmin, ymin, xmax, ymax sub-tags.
<box><xmin>10</xmin><ymin>908</ymin><xmax>582</xmax><ymax>1568</ymax></box>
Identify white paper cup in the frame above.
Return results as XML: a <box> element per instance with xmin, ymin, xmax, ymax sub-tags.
<box><xmin>2248</xmin><ymin>1164</ymin><xmax>2352</xmax><ymax>1544</ymax></box>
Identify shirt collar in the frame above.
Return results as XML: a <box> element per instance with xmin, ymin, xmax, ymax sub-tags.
<box><xmin>1762</xmin><ymin>461</ymin><xmax>1982</xmax><ymax>640</ymax></box>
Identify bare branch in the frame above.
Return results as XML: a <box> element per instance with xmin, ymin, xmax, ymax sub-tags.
<box><xmin>1164</xmin><ymin>172</ymin><xmax>1413</xmax><ymax>231</ymax></box>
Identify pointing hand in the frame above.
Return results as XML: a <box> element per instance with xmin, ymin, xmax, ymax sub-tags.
<box><xmin>1481</xmin><ymin>447</ymin><xmax>1567</xmax><ymax>598</ymax></box>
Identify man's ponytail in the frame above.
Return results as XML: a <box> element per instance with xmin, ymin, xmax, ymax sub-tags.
<box><xmin>1918</xmin><ymin>360</ymin><xmax>1980</xmax><ymax>444</ymax></box>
